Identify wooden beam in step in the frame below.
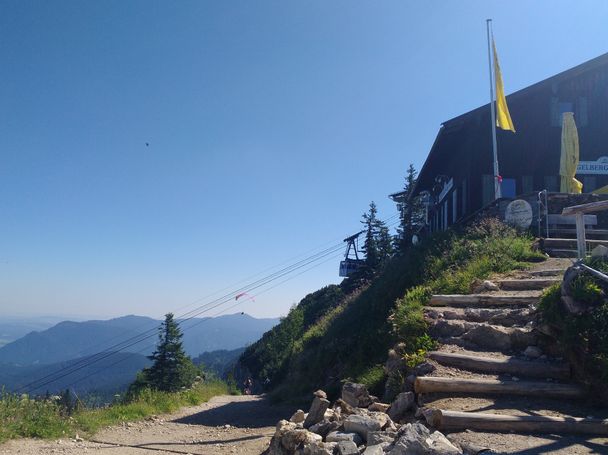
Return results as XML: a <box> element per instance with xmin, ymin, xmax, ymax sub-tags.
<box><xmin>428</xmin><ymin>351</ymin><xmax>570</xmax><ymax>380</ymax></box>
<box><xmin>427</xmin><ymin>409</ymin><xmax>608</xmax><ymax>435</ymax></box>
<box><xmin>414</xmin><ymin>376</ymin><xmax>586</xmax><ymax>398</ymax></box>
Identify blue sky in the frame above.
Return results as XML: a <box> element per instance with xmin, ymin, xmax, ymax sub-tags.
<box><xmin>1</xmin><ymin>1</ymin><xmax>607</xmax><ymax>319</ymax></box>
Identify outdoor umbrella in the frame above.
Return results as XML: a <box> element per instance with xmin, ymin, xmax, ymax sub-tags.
<box><xmin>559</xmin><ymin>112</ymin><xmax>583</xmax><ymax>193</ymax></box>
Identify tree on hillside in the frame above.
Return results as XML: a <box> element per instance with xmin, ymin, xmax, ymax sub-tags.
<box><xmin>361</xmin><ymin>202</ymin><xmax>393</xmax><ymax>273</ymax></box>
<box><xmin>396</xmin><ymin>164</ymin><xmax>425</xmax><ymax>250</ymax></box>
<box><xmin>129</xmin><ymin>313</ymin><xmax>199</xmax><ymax>394</ymax></box>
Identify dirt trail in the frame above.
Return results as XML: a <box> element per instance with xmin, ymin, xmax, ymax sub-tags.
<box><xmin>0</xmin><ymin>395</ymin><xmax>292</xmax><ymax>455</ymax></box>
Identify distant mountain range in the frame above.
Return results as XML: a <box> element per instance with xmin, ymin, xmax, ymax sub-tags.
<box><xmin>0</xmin><ymin>313</ymin><xmax>278</xmax><ymax>366</ymax></box>
<box><xmin>0</xmin><ymin>316</ymin><xmax>75</xmax><ymax>348</ymax></box>
<box><xmin>0</xmin><ymin>313</ymin><xmax>278</xmax><ymax>398</ymax></box>
<box><xmin>0</xmin><ymin>352</ymin><xmax>151</xmax><ymax>401</ymax></box>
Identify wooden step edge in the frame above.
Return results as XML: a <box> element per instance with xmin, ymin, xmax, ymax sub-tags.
<box><xmin>428</xmin><ymin>294</ymin><xmax>539</xmax><ymax>307</ymax></box>
<box><xmin>414</xmin><ymin>376</ymin><xmax>585</xmax><ymax>398</ymax></box>
<box><xmin>423</xmin><ymin>408</ymin><xmax>608</xmax><ymax>435</ymax></box>
<box><xmin>496</xmin><ymin>278</ymin><xmax>561</xmax><ymax>291</ymax></box>
<box><xmin>528</xmin><ymin>269</ymin><xmax>566</xmax><ymax>276</ymax></box>
<box><xmin>428</xmin><ymin>351</ymin><xmax>571</xmax><ymax>380</ymax></box>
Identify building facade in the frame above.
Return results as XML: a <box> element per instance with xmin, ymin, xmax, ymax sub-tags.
<box><xmin>412</xmin><ymin>53</ymin><xmax>608</xmax><ymax>232</ymax></box>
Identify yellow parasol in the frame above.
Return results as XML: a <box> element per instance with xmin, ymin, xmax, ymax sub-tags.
<box><xmin>559</xmin><ymin>112</ymin><xmax>583</xmax><ymax>193</ymax></box>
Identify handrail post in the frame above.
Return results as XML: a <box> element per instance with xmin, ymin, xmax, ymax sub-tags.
<box><xmin>575</xmin><ymin>212</ymin><xmax>586</xmax><ymax>259</ymax></box>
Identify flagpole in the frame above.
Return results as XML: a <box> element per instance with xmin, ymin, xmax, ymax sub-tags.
<box><xmin>486</xmin><ymin>19</ymin><xmax>501</xmax><ymax>199</ymax></box>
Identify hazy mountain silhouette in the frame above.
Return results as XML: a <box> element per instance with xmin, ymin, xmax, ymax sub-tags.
<box><xmin>0</xmin><ymin>313</ymin><xmax>278</xmax><ymax>366</ymax></box>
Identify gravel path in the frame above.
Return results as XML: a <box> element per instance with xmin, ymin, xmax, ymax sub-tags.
<box><xmin>0</xmin><ymin>394</ymin><xmax>292</xmax><ymax>455</ymax></box>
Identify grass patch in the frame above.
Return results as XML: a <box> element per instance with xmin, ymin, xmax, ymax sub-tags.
<box><xmin>0</xmin><ymin>381</ymin><xmax>229</xmax><ymax>443</ymax></box>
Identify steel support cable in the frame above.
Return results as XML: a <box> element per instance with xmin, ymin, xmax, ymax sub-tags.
<box><xmin>63</xmin><ymin>250</ymin><xmax>346</xmax><ymax>393</ymax></box>
<box><xmin>20</xmin><ymin>246</ymin><xmax>345</xmax><ymax>393</ymax></box>
<box><xmin>17</xmin><ymin>243</ymin><xmax>346</xmax><ymax>393</ymax></box>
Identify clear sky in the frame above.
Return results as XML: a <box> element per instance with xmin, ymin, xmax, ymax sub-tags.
<box><xmin>1</xmin><ymin>1</ymin><xmax>607</xmax><ymax>319</ymax></box>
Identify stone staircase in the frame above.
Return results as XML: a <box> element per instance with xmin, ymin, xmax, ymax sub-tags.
<box><xmin>418</xmin><ymin>258</ymin><xmax>608</xmax><ymax>436</ymax></box>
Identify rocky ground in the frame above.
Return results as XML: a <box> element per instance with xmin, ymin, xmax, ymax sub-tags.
<box><xmin>0</xmin><ymin>394</ymin><xmax>292</xmax><ymax>455</ymax></box>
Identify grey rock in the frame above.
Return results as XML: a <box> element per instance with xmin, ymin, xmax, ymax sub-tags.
<box><xmin>290</xmin><ymin>409</ymin><xmax>306</xmax><ymax>424</ymax></box>
<box><xmin>325</xmin><ymin>431</ymin><xmax>363</xmax><ymax>446</ymax></box>
<box><xmin>336</xmin><ymin>440</ymin><xmax>359</xmax><ymax>455</ymax></box>
<box><xmin>342</xmin><ymin>382</ymin><xmax>374</xmax><ymax>408</ymax></box>
<box><xmin>308</xmin><ymin>419</ymin><xmax>340</xmax><ymax>438</ymax></box>
<box><xmin>343</xmin><ymin>414</ymin><xmax>382</xmax><ymax>442</ymax></box>
<box><xmin>388</xmin><ymin>423</ymin><xmax>462</xmax><ymax>454</ymax></box>
<box><xmin>368</xmin><ymin>430</ymin><xmax>396</xmax><ymax>446</ymax></box>
<box><xmin>303</xmin><ymin>441</ymin><xmax>337</xmax><ymax>455</ymax></box>
<box><xmin>414</xmin><ymin>362</ymin><xmax>436</xmax><ymax>376</ymax></box>
<box><xmin>523</xmin><ymin>345</ymin><xmax>542</xmax><ymax>358</ymax></box>
<box><xmin>430</xmin><ymin>320</ymin><xmax>467</xmax><ymax>338</ymax></box>
<box><xmin>387</xmin><ymin>392</ymin><xmax>415</xmax><ymax>422</ymax></box>
<box><xmin>369</xmin><ymin>402</ymin><xmax>391</xmax><ymax>413</ymax></box>
<box><xmin>275</xmin><ymin>419</ymin><xmax>298</xmax><ymax>437</ymax></box>
<box><xmin>281</xmin><ymin>429</ymin><xmax>322</xmax><ymax>451</ymax></box>
<box><xmin>304</xmin><ymin>396</ymin><xmax>330</xmax><ymax>429</ymax></box>
<box><xmin>363</xmin><ymin>445</ymin><xmax>387</xmax><ymax>455</ymax></box>
<box><xmin>314</xmin><ymin>389</ymin><xmax>328</xmax><ymax>399</ymax></box>
<box><xmin>427</xmin><ymin>431</ymin><xmax>462</xmax><ymax>454</ymax></box>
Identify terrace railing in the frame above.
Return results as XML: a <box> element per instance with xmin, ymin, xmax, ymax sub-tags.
<box><xmin>562</xmin><ymin>200</ymin><xmax>608</xmax><ymax>259</ymax></box>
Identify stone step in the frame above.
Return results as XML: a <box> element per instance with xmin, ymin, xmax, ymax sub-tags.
<box><xmin>424</xmin><ymin>409</ymin><xmax>608</xmax><ymax>435</ymax></box>
<box><xmin>544</xmin><ymin>248</ymin><xmax>578</xmax><ymax>258</ymax></box>
<box><xmin>528</xmin><ymin>268</ymin><xmax>567</xmax><ymax>277</ymax></box>
<box><xmin>428</xmin><ymin>350</ymin><xmax>570</xmax><ymax>380</ymax></box>
<box><xmin>425</xmin><ymin>307</ymin><xmax>532</xmax><ymax>327</ymax></box>
<box><xmin>429</xmin><ymin>320</ymin><xmax>536</xmax><ymax>352</ymax></box>
<box><xmin>496</xmin><ymin>278</ymin><xmax>561</xmax><ymax>291</ymax></box>
<box><xmin>428</xmin><ymin>293</ymin><xmax>540</xmax><ymax>308</ymax></box>
<box><xmin>415</xmin><ymin>376</ymin><xmax>586</xmax><ymax>399</ymax></box>
<box><xmin>544</xmin><ymin>238</ymin><xmax>608</xmax><ymax>249</ymax></box>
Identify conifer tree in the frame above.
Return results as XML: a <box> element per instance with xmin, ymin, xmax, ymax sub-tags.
<box><xmin>396</xmin><ymin>164</ymin><xmax>425</xmax><ymax>250</ymax></box>
<box><xmin>130</xmin><ymin>313</ymin><xmax>199</xmax><ymax>394</ymax></box>
<box><xmin>361</xmin><ymin>201</ymin><xmax>393</xmax><ymax>272</ymax></box>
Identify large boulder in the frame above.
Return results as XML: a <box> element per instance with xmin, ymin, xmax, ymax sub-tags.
<box><xmin>363</xmin><ymin>445</ymin><xmax>387</xmax><ymax>455</ymax></box>
<box><xmin>343</xmin><ymin>414</ymin><xmax>382</xmax><ymax>442</ymax></box>
<box><xmin>290</xmin><ymin>409</ymin><xmax>306</xmax><ymax>424</ymax></box>
<box><xmin>387</xmin><ymin>392</ymin><xmax>415</xmax><ymax>422</ymax></box>
<box><xmin>388</xmin><ymin>423</ymin><xmax>462</xmax><ymax>454</ymax></box>
<box><xmin>342</xmin><ymin>382</ymin><xmax>374</xmax><ymax>408</ymax></box>
<box><xmin>303</xmin><ymin>395</ymin><xmax>330</xmax><ymax>429</ymax></box>
<box><xmin>281</xmin><ymin>429</ymin><xmax>322</xmax><ymax>452</ymax></box>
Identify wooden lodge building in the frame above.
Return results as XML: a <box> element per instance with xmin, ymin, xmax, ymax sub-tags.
<box><xmin>404</xmin><ymin>52</ymin><xmax>608</xmax><ymax>234</ymax></box>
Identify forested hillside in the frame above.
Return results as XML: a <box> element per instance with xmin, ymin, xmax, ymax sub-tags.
<box><xmin>239</xmin><ymin>219</ymin><xmax>544</xmax><ymax>401</ymax></box>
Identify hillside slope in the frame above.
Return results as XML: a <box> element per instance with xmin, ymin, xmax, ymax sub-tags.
<box><xmin>239</xmin><ymin>219</ymin><xmax>544</xmax><ymax>400</ymax></box>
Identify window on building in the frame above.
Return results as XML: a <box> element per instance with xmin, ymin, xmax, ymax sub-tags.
<box><xmin>582</xmin><ymin>176</ymin><xmax>597</xmax><ymax>193</ymax></box>
<box><xmin>544</xmin><ymin>176</ymin><xmax>559</xmax><ymax>192</ymax></box>
<box><xmin>482</xmin><ymin>174</ymin><xmax>494</xmax><ymax>205</ymax></box>
<box><xmin>521</xmin><ymin>175</ymin><xmax>534</xmax><ymax>194</ymax></box>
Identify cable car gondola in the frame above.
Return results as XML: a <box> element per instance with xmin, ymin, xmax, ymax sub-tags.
<box><xmin>339</xmin><ymin>231</ymin><xmax>365</xmax><ymax>277</ymax></box>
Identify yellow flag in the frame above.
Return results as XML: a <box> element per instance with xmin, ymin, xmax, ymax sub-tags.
<box><xmin>493</xmin><ymin>39</ymin><xmax>515</xmax><ymax>132</ymax></box>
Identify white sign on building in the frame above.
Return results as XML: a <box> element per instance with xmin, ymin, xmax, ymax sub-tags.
<box><xmin>577</xmin><ymin>156</ymin><xmax>608</xmax><ymax>175</ymax></box>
